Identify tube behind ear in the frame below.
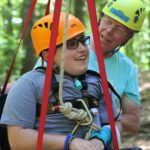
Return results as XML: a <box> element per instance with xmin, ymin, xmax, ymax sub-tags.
<box><xmin>53</xmin><ymin>64</ymin><xmax>60</xmax><ymax>73</ymax></box>
<box><xmin>98</xmin><ymin>12</ymin><xmax>104</xmax><ymax>25</ymax></box>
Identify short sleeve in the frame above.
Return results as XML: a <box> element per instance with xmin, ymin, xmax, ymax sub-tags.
<box><xmin>125</xmin><ymin>66</ymin><xmax>140</xmax><ymax>105</ymax></box>
<box><xmin>0</xmin><ymin>78</ymin><xmax>37</xmax><ymax>128</ymax></box>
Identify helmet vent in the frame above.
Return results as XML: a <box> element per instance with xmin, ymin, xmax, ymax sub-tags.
<box><xmin>107</xmin><ymin>1</ymin><xmax>113</xmax><ymax>7</ymax></box>
<box><xmin>134</xmin><ymin>7</ymin><xmax>145</xmax><ymax>23</ymax></box>
<box><xmin>44</xmin><ymin>22</ymin><xmax>48</xmax><ymax>28</ymax></box>
<box><xmin>38</xmin><ymin>24</ymin><xmax>43</xmax><ymax>27</ymax></box>
<box><xmin>50</xmin><ymin>23</ymin><xmax>53</xmax><ymax>31</ymax></box>
<box><xmin>70</xmin><ymin>23</ymin><xmax>76</xmax><ymax>28</ymax></box>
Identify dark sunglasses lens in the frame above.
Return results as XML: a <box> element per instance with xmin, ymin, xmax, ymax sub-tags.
<box><xmin>81</xmin><ymin>36</ymin><xmax>90</xmax><ymax>46</ymax></box>
<box><xmin>67</xmin><ymin>39</ymin><xmax>78</xmax><ymax>49</ymax></box>
<box><xmin>67</xmin><ymin>36</ymin><xmax>90</xmax><ymax>49</ymax></box>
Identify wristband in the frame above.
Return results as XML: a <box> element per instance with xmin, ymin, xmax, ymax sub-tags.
<box><xmin>64</xmin><ymin>133</ymin><xmax>75</xmax><ymax>150</ymax></box>
<box><xmin>89</xmin><ymin>126</ymin><xmax>111</xmax><ymax>146</ymax></box>
<box><xmin>104</xmin><ymin>125</ymin><xmax>121</xmax><ymax>145</ymax></box>
<box><xmin>89</xmin><ymin>125</ymin><xmax>121</xmax><ymax>146</ymax></box>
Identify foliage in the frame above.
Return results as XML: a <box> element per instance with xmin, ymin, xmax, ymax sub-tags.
<box><xmin>0</xmin><ymin>0</ymin><xmax>24</xmax><ymax>85</ymax></box>
<box><xmin>122</xmin><ymin>0</ymin><xmax>150</xmax><ymax>71</ymax></box>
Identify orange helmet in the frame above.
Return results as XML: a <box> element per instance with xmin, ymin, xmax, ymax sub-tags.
<box><xmin>31</xmin><ymin>12</ymin><xmax>86</xmax><ymax>56</ymax></box>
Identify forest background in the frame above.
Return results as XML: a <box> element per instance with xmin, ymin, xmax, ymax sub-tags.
<box><xmin>0</xmin><ymin>0</ymin><xmax>150</xmax><ymax>149</ymax></box>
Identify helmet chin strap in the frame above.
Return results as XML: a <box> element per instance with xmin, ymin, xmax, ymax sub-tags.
<box><xmin>100</xmin><ymin>33</ymin><xmax>121</xmax><ymax>57</ymax></box>
<box><xmin>103</xmin><ymin>47</ymin><xmax>120</xmax><ymax>57</ymax></box>
<box><xmin>53</xmin><ymin>63</ymin><xmax>79</xmax><ymax>78</ymax></box>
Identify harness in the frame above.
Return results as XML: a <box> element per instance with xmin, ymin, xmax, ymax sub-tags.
<box><xmin>35</xmin><ymin>67</ymin><xmax>101</xmax><ymax>117</ymax></box>
<box><xmin>35</xmin><ymin>67</ymin><xmax>122</xmax><ymax>122</ymax></box>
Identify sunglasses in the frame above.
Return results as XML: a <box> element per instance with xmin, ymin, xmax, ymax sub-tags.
<box><xmin>101</xmin><ymin>16</ymin><xmax>129</xmax><ymax>36</ymax></box>
<box><xmin>57</xmin><ymin>36</ymin><xmax>90</xmax><ymax>50</ymax></box>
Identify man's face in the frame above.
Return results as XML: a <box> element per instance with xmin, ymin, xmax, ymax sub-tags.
<box><xmin>98</xmin><ymin>15</ymin><xmax>132</xmax><ymax>56</ymax></box>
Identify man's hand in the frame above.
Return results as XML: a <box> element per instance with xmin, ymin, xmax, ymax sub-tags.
<box><xmin>90</xmin><ymin>138</ymin><xmax>105</xmax><ymax>150</ymax></box>
<box><xmin>69</xmin><ymin>138</ymin><xmax>104</xmax><ymax>150</ymax></box>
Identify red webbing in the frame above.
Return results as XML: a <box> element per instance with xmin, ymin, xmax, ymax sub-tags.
<box><xmin>45</xmin><ymin>0</ymin><xmax>51</xmax><ymax>15</ymax></box>
<box><xmin>36</xmin><ymin>0</ymin><xmax>62</xmax><ymax>149</ymax></box>
<box><xmin>1</xmin><ymin>0</ymin><xmax>37</xmax><ymax>95</ymax></box>
<box><xmin>86</xmin><ymin>0</ymin><xmax>119</xmax><ymax>149</ymax></box>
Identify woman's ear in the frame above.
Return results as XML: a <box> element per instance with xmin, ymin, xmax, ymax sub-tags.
<box><xmin>41</xmin><ymin>50</ymin><xmax>48</xmax><ymax>61</ymax></box>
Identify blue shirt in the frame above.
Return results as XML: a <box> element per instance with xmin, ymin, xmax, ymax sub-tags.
<box><xmin>88</xmin><ymin>48</ymin><xmax>140</xmax><ymax>105</ymax></box>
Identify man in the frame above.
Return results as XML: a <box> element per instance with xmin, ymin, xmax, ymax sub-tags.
<box><xmin>88</xmin><ymin>0</ymin><xmax>146</xmax><ymax>133</ymax></box>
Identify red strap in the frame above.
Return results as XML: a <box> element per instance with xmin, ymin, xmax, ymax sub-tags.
<box><xmin>86</xmin><ymin>0</ymin><xmax>119</xmax><ymax>150</ymax></box>
<box><xmin>1</xmin><ymin>0</ymin><xmax>37</xmax><ymax>95</ymax></box>
<box><xmin>36</xmin><ymin>0</ymin><xmax>62</xmax><ymax>150</ymax></box>
<box><xmin>45</xmin><ymin>0</ymin><xmax>51</xmax><ymax>15</ymax></box>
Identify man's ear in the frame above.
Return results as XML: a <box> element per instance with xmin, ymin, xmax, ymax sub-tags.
<box><xmin>41</xmin><ymin>50</ymin><xmax>48</xmax><ymax>61</ymax></box>
<box><xmin>121</xmin><ymin>32</ymin><xmax>134</xmax><ymax>46</ymax></box>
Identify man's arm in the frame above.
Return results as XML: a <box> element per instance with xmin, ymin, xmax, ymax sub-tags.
<box><xmin>121</xmin><ymin>95</ymin><xmax>140</xmax><ymax>133</ymax></box>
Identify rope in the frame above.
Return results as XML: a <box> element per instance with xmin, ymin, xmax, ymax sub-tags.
<box><xmin>57</xmin><ymin>0</ymin><xmax>101</xmax><ymax>134</ymax></box>
<box><xmin>36</xmin><ymin>1</ymin><xmax>62</xmax><ymax>149</ymax></box>
<box><xmin>58</xmin><ymin>0</ymin><xmax>70</xmax><ymax>105</ymax></box>
<box><xmin>59</xmin><ymin>99</ymin><xmax>101</xmax><ymax>131</ymax></box>
<box><xmin>60</xmin><ymin>102</ymin><xmax>88</xmax><ymax>120</ymax></box>
<box><xmin>45</xmin><ymin>0</ymin><xmax>51</xmax><ymax>15</ymax></box>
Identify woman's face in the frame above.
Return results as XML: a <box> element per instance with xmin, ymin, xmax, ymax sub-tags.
<box><xmin>54</xmin><ymin>34</ymin><xmax>90</xmax><ymax>76</ymax></box>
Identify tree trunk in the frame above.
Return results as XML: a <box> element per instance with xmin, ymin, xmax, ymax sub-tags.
<box><xmin>20</xmin><ymin>1</ymin><xmax>36</xmax><ymax>74</ymax></box>
<box><xmin>73</xmin><ymin>0</ymin><xmax>85</xmax><ymax>23</ymax></box>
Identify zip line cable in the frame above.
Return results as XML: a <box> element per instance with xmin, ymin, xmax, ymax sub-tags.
<box><xmin>36</xmin><ymin>0</ymin><xmax>62</xmax><ymax>149</ymax></box>
<box><xmin>86</xmin><ymin>0</ymin><xmax>119</xmax><ymax>149</ymax></box>
<box><xmin>1</xmin><ymin>0</ymin><xmax>37</xmax><ymax>95</ymax></box>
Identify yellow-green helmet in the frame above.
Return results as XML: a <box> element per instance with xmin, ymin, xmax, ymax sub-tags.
<box><xmin>102</xmin><ymin>0</ymin><xmax>146</xmax><ymax>31</ymax></box>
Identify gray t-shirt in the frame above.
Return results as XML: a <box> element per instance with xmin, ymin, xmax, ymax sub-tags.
<box><xmin>0</xmin><ymin>69</ymin><xmax>119</xmax><ymax>136</ymax></box>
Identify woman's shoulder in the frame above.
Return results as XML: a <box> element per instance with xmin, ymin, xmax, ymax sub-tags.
<box><xmin>17</xmin><ymin>69</ymin><xmax>45</xmax><ymax>87</ymax></box>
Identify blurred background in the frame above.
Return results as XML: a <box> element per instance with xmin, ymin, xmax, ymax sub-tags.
<box><xmin>0</xmin><ymin>0</ymin><xmax>150</xmax><ymax>149</ymax></box>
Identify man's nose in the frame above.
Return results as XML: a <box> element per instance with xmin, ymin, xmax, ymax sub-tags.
<box><xmin>106</xmin><ymin>24</ymin><xmax>115</xmax><ymax>33</ymax></box>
